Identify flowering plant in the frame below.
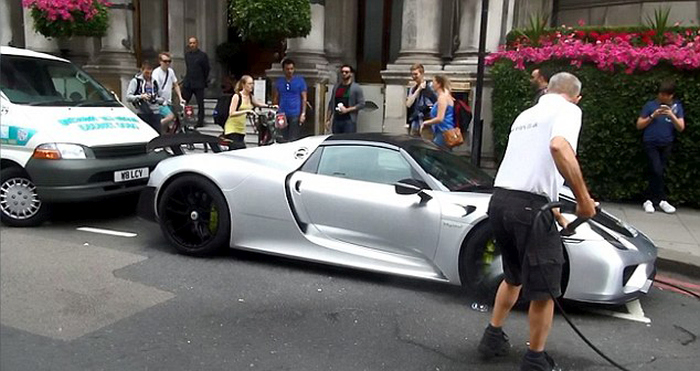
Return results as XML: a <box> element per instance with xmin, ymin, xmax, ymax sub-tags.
<box><xmin>489</xmin><ymin>27</ymin><xmax>700</xmax><ymax>73</ymax></box>
<box><xmin>22</xmin><ymin>0</ymin><xmax>111</xmax><ymax>38</ymax></box>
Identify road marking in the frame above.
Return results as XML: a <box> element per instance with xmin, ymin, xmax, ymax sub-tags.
<box><xmin>77</xmin><ymin>227</ymin><xmax>137</xmax><ymax>238</ymax></box>
<box><xmin>587</xmin><ymin>299</ymin><xmax>651</xmax><ymax>324</ymax></box>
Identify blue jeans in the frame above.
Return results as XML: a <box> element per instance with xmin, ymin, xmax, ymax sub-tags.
<box><xmin>332</xmin><ymin>118</ymin><xmax>356</xmax><ymax>134</ymax></box>
<box><xmin>281</xmin><ymin>115</ymin><xmax>301</xmax><ymax>141</ymax></box>
<box><xmin>644</xmin><ymin>142</ymin><xmax>672</xmax><ymax>204</ymax></box>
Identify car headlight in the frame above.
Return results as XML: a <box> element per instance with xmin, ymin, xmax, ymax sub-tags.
<box><xmin>32</xmin><ymin>143</ymin><xmax>89</xmax><ymax>160</ymax></box>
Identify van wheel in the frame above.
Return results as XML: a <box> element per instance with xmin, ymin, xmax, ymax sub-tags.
<box><xmin>0</xmin><ymin>167</ymin><xmax>49</xmax><ymax>227</ymax></box>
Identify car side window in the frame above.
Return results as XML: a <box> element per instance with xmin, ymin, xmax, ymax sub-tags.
<box><xmin>317</xmin><ymin>145</ymin><xmax>416</xmax><ymax>185</ymax></box>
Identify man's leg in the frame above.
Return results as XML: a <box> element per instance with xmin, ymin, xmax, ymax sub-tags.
<box><xmin>644</xmin><ymin>143</ymin><xmax>664</xmax><ymax>205</ymax></box>
<box><xmin>194</xmin><ymin>88</ymin><xmax>205</xmax><ymax>127</ymax></box>
<box><xmin>658</xmin><ymin>143</ymin><xmax>673</xmax><ymax>200</ymax></box>
<box><xmin>288</xmin><ymin>116</ymin><xmax>301</xmax><ymax>140</ymax></box>
<box><xmin>528</xmin><ymin>298</ymin><xmax>555</xmax><ymax>351</ymax></box>
<box><xmin>490</xmin><ymin>280</ymin><xmax>522</xmax><ymax>328</ymax></box>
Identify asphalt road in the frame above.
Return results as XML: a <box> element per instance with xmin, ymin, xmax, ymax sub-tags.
<box><xmin>1</xmin><ymin>198</ymin><xmax>699</xmax><ymax>371</ymax></box>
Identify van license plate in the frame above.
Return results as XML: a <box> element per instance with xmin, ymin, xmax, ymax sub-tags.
<box><xmin>114</xmin><ymin>167</ymin><xmax>149</xmax><ymax>182</ymax></box>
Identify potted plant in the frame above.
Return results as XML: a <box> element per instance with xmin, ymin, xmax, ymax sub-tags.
<box><xmin>22</xmin><ymin>0</ymin><xmax>111</xmax><ymax>39</ymax></box>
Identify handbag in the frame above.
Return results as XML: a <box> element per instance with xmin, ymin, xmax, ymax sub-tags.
<box><xmin>275</xmin><ymin>112</ymin><xmax>288</xmax><ymax>129</ymax></box>
<box><xmin>443</xmin><ymin>127</ymin><xmax>464</xmax><ymax>148</ymax></box>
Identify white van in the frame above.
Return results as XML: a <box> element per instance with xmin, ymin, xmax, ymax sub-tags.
<box><xmin>0</xmin><ymin>46</ymin><xmax>168</xmax><ymax>227</ymax></box>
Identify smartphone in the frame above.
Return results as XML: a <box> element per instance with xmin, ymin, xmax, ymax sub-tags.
<box><xmin>660</xmin><ymin>104</ymin><xmax>670</xmax><ymax>110</ymax></box>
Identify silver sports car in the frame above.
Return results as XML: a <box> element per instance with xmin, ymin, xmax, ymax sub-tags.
<box><xmin>138</xmin><ymin>133</ymin><xmax>657</xmax><ymax>305</ymax></box>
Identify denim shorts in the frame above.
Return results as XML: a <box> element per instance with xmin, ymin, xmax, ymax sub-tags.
<box><xmin>487</xmin><ymin>188</ymin><xmax>565</xmax><ymax>301</ymax></box>
<box><xmin>159</xmin><ymin>105</ymin><xmax>173</xmax><ymax>117</ymax></box>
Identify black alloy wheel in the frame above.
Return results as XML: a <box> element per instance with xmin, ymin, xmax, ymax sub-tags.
<box><xmin>460</xmin><ymin>223</ymin><xmax>504</xmax><ymax>301</ymax></box>
<box><xmin>158</xmin><ymin>174</ymin><xmax>230</xmax><ymax>256</ymax></box>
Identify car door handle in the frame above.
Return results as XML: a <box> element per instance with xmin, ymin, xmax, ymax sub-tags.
<box><xmin>295</xmin><ymin>180</ymin><xmax>302</xmax><ymax>193</ymax></box>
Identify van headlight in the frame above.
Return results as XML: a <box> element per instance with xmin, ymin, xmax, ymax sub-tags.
<box><xmin>32</xmin><ymin>143</ymin><xmax>90</xmax><ymax>160</ymax></box>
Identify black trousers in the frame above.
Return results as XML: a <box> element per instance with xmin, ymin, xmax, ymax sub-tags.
<box><xmin>644</xmin><ymin>142</ymin><xmax>673</xmax><ymax>204</ymax></box>
<box><xmin>182</xmin><ymin>87</ymin><xmax>205</xmax><ymax>127</ymax></box>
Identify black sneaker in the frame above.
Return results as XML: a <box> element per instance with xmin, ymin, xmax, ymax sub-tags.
<box><xmin>520</xmin><ymin>351</ymin><xmax>562</xmax><ymax>371</ymax></box>
<box><xmin>477</xmin><ymin>325</ymin><xmax>511</xmax><ymax>359</ymax></box>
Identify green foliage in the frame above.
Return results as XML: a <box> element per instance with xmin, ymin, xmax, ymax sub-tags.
<box><xmin>228</xmin><ymin>0</ymin><xmax>311</xmax><ymax>42</ymax></box>
<box><xmin>514</xmin><ymin>12</ymin><xmax>550</xmax><ymax>47</ymax></box>
<box><xmin>29</xmin><ymin>1</ymin><xmax>109</xmax><ymax>39</ymax></box>
<box><xmin>644</xmin><ymin>6</ymin><xmax>672</xmax><ymax>45</ymax></box>
<box><xmin>490</xmin><ymin>60</ymin><xmax>700</xmax><ymax>207</ymax></box>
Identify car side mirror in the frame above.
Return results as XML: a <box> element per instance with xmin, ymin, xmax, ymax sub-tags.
<box><xmin>395</xmin><ymin>179</ymin><xmax>432</xmax><ymax>203</ymax></box>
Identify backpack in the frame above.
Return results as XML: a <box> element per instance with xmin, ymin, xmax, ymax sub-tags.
<box><xmin>454</xmin><ymin>99</ymin><xmax>473</xmax><ymax>134</ymax></box>
<box><xmin>213</xmin><ymin>92</ymin><xmax>241</xmax><ymax>127</ymax></box>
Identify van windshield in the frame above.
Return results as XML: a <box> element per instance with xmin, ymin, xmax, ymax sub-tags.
<box><xmin>0</xmin><ymin>55</ymin><xmax>120</xmax><ymax>107</ymax></box>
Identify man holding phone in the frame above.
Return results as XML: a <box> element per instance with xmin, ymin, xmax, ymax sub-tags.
<box><xmin>636</xmin><ymin>81</ymin><xmax>685</xmax><ymax>213</ymax></box>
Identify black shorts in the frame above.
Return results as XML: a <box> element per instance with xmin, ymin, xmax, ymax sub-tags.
<box><xmin>487</xmin><ymin>188</ymin><xmax>565</xmax><ymax>301</ymax></box>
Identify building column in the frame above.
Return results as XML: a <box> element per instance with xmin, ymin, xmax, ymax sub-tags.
<box><xmin>324</xmin><ymin>0</ymin><xmax>357</xmax><ymax>74</ymax></box>
<box><xmin>443</xmin><ymin>0</ymin><xmax>511</xmax><ymax>168</ymax></box>
<box><xmin>82</xmin><ymin>0</ymin><xmax>137</xmax><ymax>102</ymax></box>
<box><xmin>168</xmin><ymin>0</ymin><xmax>186</xmax><ymax>80</ymax></box>
<box><xmin>1</xmin><ymin>0</ymin><xmax>14</xmax><ymax>46</ymax></box>
<box><xmin>380</xmin><ymin>0</ymin><xmax>444</xmax><ymax>134</ymax></box>
<box><xmin>22</xmin><ymin>8</ymin><xmax>59</xmax><ymax>54</ymax></box>
<box><xmin>267</xmin><ymin>0</ymin><xmax>332</xmax><ymax>136</ymax></box>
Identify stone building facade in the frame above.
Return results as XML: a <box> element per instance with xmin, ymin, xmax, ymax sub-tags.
<box><xmin>2</xmin><ymin>0</ymin><xmax>698</xmax><ymax>163</ymax></box>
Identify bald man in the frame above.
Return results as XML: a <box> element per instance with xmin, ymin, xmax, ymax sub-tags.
<box><xmin>182</xmin><ymin>36</ymin><xmax>210</xmax><ymax>127</ymax></box>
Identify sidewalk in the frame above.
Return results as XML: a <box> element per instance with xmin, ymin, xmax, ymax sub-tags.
<box><xmin>600</xmin><ymin>201</ymin><xmax>700</xmax><ymax>277</ymax></box>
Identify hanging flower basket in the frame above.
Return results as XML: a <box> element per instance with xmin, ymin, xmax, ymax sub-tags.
<box><xmin>22</xmin><ymin>0</ymin><xmax>111</xmax><ymax>39</ymax></box>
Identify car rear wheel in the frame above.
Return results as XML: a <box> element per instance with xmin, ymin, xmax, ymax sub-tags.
<box><xmin>0</xmin><ymin>167</ymin><xmax>49</xmax><ymax>227</ymax></box>
<box><xmin>158</xmin><ymin>174</ymin><xmax>230</xmax><ymax>256</ymax></box>
<box><xmin>460</xmin><ymin>223</ymin><xmax>504</xmax><ymax>301</ymax></box>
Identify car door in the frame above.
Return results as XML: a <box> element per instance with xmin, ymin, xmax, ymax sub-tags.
<box><xmin>289</xmin><ymin>144</ymin><xmax>442</xmax><ymax>260</ymax></box>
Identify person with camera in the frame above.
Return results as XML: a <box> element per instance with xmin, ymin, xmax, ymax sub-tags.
<box><xmin>636</xmin><ymin>80</ymin><xmax>685</xmax><ymax>214</ymax></box>
<box><xmin>406</xmin><ymin>63</ymin><xmax>437</xmax><ymax>137</ymax></box>
<box><xmin>126</xmin><ymin>61</ymin><xmax>165</xmax><ymax>134</ymax></box>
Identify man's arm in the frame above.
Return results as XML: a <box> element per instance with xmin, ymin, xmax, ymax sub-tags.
<box><xmin>351</xmin><ymin>85</ymin><xmax>365</xmax><ymax>112</ymax></box>
<box><xmin>550</xmin><ymin>136</ymin><xmax>596</xmax><ymax>218</ymax></box>
<box><xmin>406</xmin><ymin>84</ymin><xmax>422</xmax><ymax>108</ymax></box>
<box><xmin>202</xmin><ymin>53</ymin><xmax>210</xmax><ymax>83</ymax></box>
<box><xmin>300</xmin><ymin>90</ymin><xmax>308</xmax><ymax>123</ymax></box>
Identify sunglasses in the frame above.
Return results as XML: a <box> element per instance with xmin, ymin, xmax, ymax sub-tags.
<box><xmin>341</xmin><ymin>70</ymin><xmax>352</xmax><ymax>74</ymax></box>
<box><xmin>161</xmin><ymin>59</ymin><xmax>172</xmax><ymax>63</ymax></box>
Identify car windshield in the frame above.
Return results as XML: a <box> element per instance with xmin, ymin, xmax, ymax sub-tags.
<box><xmin>0</xmin><ymin>55</ymin><xmax>119</xmax><ymax>107</ymax></box>
<box><xmin>406</xmin><ymin>142</ymin><xmax>494</xmax><ymax>192</ymax></box>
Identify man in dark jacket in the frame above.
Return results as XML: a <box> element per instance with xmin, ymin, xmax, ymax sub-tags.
<box><xmin>183</xmin><ymin>36</ymin><xmax>210</xmax><ymax>127</ymax></box>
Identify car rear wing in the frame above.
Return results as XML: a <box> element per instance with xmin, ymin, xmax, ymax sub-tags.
<box><xmin>146</xmin><ymin>133</ymin><xmax>245</xmax><ymax>155</ymax></box>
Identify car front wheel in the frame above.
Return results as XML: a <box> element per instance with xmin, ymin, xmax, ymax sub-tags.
<box><xmin>0</xmin><ymin>167</ymin><xmax>49</xmax><ymax>227</ymax></box>
<box><xmin>158</xmin><ymin>174</ymin><xmax>230</xmax><ymax>256</ymax></box>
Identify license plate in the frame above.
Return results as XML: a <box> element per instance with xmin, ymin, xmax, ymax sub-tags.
<box><xmin>114</xmin><ymin>167</ymin><xmax>149</xmax><ymax>182</ymax></box>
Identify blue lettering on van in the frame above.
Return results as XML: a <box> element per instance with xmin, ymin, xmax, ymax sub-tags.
<box><xmin>0</xmin><ymin>126</ymin><xmax>37</xmax><ymax>146</ymax></box>
<box><xmin>57</xmin><ymin>116</ymin><xmax>141</xmax><ymax>131</ymax></box>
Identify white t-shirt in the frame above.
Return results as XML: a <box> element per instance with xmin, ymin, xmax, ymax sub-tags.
<box><xmin>152</xmin><ymin>67</ymin><xmax>178</xmax><ymax>104</ymax></box>
<box><xmin>494</xmin><ymin>94</ymin><xmax>582</xmax><ymax>201</ymax></box>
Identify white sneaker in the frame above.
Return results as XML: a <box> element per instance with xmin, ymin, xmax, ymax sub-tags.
<box><xmin>643</xmin><ymin>200</ymin><xmax>655</xmax><ymax>213</ymax></box>
<box><xmin>659</xmin><ymin>200</ymin><xmax>676</xmax><ymax>214</ymax></box>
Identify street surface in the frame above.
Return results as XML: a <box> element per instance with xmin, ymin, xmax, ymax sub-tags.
<box><xmin>1</xmin><ymin>198</ymin><xmax>699</xmax><ymax>371</ymax></box>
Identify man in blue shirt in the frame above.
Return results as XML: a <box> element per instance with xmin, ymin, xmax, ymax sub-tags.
<box><xmin>273</xmin><ymin>59</ymin><xmax>307</xmax><ymax>141</ymax></box>
<box><xmin>636</xmin><ymin>81</ymin><xmax>686</xmax><ymax>214</ymax></box>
